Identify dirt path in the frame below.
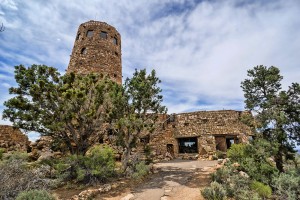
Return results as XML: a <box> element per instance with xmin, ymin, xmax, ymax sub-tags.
<box><xmin>99</xmin><ymin>160</ymin><xmax>218</xmax><ymax>200</ymax></box>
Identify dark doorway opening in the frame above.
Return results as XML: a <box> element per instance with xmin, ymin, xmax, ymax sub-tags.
<box><xmin>167</xmin><ymin>144</ymin><xmax>174</xmax><ymax>157</ymax></box>
<box><xmin>178</xmin><ymin>137</ymin><xmax>198</xmax><ymax>153</ymax></box>
<box><xmin>226</xmin><ymin>138</ymin><xmax>236</xmax><ymax>149</ymax></box>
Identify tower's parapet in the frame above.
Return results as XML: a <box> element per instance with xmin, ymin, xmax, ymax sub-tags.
<box><xmin>67</xmin><ymin>20</ymin><xmax>122</xmax><ymax>84</ymax></box>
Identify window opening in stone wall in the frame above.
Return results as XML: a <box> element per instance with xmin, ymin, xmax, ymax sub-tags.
<box><xmin>113</xmin><ymin>37</ymin><xmax>118</xmax><ymax>45</ymax></box>
<box><xmin>178</xmin><ymin>137</ymin><xmax>198</xmax><ymax>153</ymax></box>
<box><xmin>184</xmin><ymin>122</ymin><xmax>189</xmax><ymax>126</ymax></box>
<box><xmin>226</xmin><ymin>138</ymin><xmax>235</xmax><ymax>150</ymax></box>
<box><xmin>113</xmin><ymin>74</ymin><xmax>117</xmax><ymax>78</ymax></box>
<box><xmin>86</xmin><ymin>30</ymin><xmax>93</xmax><ymax>37</ymax></box>
<box><xmin>76</xmin><ymin>33</ymin><xmax>81</xmax><ymax>40</ymax></box>
<box><xmin>81</xmin><ymin>48</ymin><xmax>87</xmax><ymax>54</ymax></box>
<box><xmin>115</xmin><ymin>52</ymin><xmax>118</xmax><ymax>56</ymax></box>
<box><xmin>100</xmin><ymin>31</ymin><xmax>108</xmax><ymax>39</ymax></box>
<box><xmin>215</xmin><ymin>136</ymin><xmax>226</xmax><ymax>152</ymax></box>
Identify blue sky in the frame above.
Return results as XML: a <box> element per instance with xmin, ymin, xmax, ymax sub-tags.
<box><xmin>1</xmin><ymin>0</ymin><xmax>300</xmax><ymax>141</ymax></box>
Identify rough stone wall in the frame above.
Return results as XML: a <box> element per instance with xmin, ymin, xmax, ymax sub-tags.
<box><xmin>149</xmin><ymin>114</ymin><xmax>178</xmax><ymax>160</ymax></box>
<box><xmin>173</xmin><ymin>110</ymin><xmax>252</xmax><ymax>137</ymax></box>
<box><xmin>0</xmin><ymin>125</ymin><xmax>29</xmax><ymax>152</ymax></box>
<box><xmin>148</xmin><ymin>111</ymin><xmax>253</xmax><ymax>160</ymax></box>
<box><xmin>67</xmin><ymin>20</ymin><xmax>122</xmax><ymax>84</ymax></box>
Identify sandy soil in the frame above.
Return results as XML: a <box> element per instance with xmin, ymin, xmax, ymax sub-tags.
<box><xmin>97</xmin><ymin>159</ymin><xmax>218</xmax><ymax>200</ymax></box>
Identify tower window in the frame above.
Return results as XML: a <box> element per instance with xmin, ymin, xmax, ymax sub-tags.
<box><xmin>113</xmin><ymin>74</ymin><xmax>117</xmax><ymax>78</ymax></box>
<box><xmin>76</xmin><ymin>33</ymin><xmax>81</xmax><ymax>40</ymax></box>
<box><xmin>81</xmin><ymin>48</ymin><xmax>87</xmax><ymax>54</ymax></box>
<box><xmin>115</xmin><ymin>52</ymin><xmax>118</xmax><ymax>56</ymax></box>
<box><xmin>113</xmin><ymin>37</ymin><xmax>118</xmax><ymax>45</ymax></box>
<box><xmin>86</xmin><ymin>30</ymin><xmax>93</xmax><ymax>37</ymax></box>
<box><xmin>100</xmin><ymin>31</ymin><xmax>108</xmax><ymax>39</ymax></box>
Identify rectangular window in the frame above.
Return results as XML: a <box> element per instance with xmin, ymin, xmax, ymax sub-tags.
<box><xmin>86</xmin><ymin>30</ymin><xmax>93</xmax><ymax>37</ymax></box>
<box><xmin>113</xmin><ymin>37</ymin><xmax>118</xmax><ymax>45</ymax></box>
<box><xmin>76</xmin><ymin>33</ymin><xmax>81</xmax><ymax>40</ymax></box>
<box><xmin>100</xmin><ymin>31</ymin><xmax>108</xmax><ymax>39</ymax></box>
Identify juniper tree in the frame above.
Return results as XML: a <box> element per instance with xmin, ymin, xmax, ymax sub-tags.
<box><xmin>3</xmin><ymin>64</ymin><xmax>120</xmax><ymax>155</ymax></box>
<box><xmin>111</xmin><ymin>69</ymin><xmax>167</xmax><ymax>173</ymax></box>
<box><xmin>241</xmin><ymin>65</ymin><xmax>300</xmax><ymax>172</ymax></box>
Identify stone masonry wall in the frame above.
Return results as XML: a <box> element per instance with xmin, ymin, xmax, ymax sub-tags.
<box><xmin>67</xmin><ymin>20</ymin><xmax>122</xmax><ymax>84</ymax></box>
<box><xmin>173</xmin><ymin>110</ymin><xmax>252</xmax><ymax>137</ymax></box>
<box><xmin>148</xmin><ymin>111</ymin><xmax>253</xmax><ymax>160</ymax></box>
<box><xmin>0</xmin><ymin>125</ymin><xmax>30</xmax><ymax>152</ymax></box>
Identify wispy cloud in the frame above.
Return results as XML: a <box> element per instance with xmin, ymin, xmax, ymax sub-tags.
<box><xmin>0</xmin><ymin>0</ymin><xmax>300</xmax><ymax>140</ymax></box>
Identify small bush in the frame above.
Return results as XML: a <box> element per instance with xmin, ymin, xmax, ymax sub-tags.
<box><xmin>227</xmin><ymin>143</ymin><xmax>247</xmax><ymax>162</ymax></box>
<box><xmin>272</xmin><ymin>170</ymin><xmax>300</xmax><ymax>200</ymax></box>
<box><xmin>211</xmin><ymin>163</ymin><xmax>233</xmax><ymax>184</ymax></box>
<box><xmin>132</xmin><ymin>161</ymin><xmax>150</xmax><ymax>180</ymax></box>
<box><xmin>250</xmin><ymin>181</ymin><xmax>272</xmax><ymax>198</ymax></box>
<box><xmin>201</xmin><ymin>181</ymin><xmax>226</xmax><ymax>200</ymax></box>
<box><xmin>58</xmin><ymin>145</ymin><xmax>116</xmax><ymax>184</ymax></box>
<box><xmin>216</xmin><ymin>150</ymin><xmax>226</xmax><ymax>159</ymax></box>
<box><xmin>0</xmin><ymin>156</ymin><xmax>52</xmax><ymax>199</ymax></box>
<box><xmin>16</xmin><ymin>190</ymin><xmax>55</xmax><ymax>200</ymax></box>
<box><xmin>0</xmin><ymin>148</ymin><xmax>5</xmax><ymax>160</ymax></box>
<box><xmin>6</xmin><ymin>151</ymin><xmax>29</xmax><ymax>161</ymax></box>
<box><xmin>234</xmin><ymin>189</ymin><xmax>261</xmax><ymax>200</ymax></box>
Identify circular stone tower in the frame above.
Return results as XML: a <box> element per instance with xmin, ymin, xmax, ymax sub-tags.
<box><xmin>67</xmin><ymin>20</ymin><xmax>122</xmax><ymax>84</ymax></box>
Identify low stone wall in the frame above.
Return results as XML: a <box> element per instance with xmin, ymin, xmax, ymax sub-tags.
<box><xmin>0</xmin><ymin>125</ymin><xmax>30</xmax><ymax>152</ymax></box>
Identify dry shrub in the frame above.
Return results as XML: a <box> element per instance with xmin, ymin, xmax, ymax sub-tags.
<box><xmin>0</xmin><ymin>153</ymin><xmax>52</xmax><ymax>200</ymax></box>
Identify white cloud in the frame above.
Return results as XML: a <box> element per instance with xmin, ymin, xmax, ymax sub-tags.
<box><xmin>0</xmin><ymin>0</ymin><xmax>300</xmax><ymax>140</ymax></box>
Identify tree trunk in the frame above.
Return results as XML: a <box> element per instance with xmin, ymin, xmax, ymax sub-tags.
<box><xmin>275</xmin><ymin>147</ymin><xmax>284</xmax><ymax>172</ymax></box>
<box><xmin>122</xmin><ymin>147</ymin><xmax>131</xmax><ymax>174</ymax></box>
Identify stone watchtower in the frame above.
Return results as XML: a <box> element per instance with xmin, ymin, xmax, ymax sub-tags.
<box><xmin>67</xmin><ymin>20</ymin><xmax>122</xmax><ymax>84</ymax></box>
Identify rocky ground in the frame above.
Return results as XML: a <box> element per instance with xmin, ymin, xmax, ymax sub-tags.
<box><xmin>98</xmin><ymin>159</ymin><xmax>218</xmax><ymax>200</ymax></box>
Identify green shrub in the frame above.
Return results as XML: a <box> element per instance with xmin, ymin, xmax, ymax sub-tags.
<box><xmin>227</xmin><ymin>143</ymin><xmax>247</xmax><ymax>162</ymax></box>
<box><xmin>216</xmin><ymin>150</ymin><xmax>226</xmax><ymax>159</ymax></box>
<box><xmin>132</xmin><ymin>161</ymin><xmax>150</xmax><ymax>179</ymax></box>
<box><xmin>211</xmin><ymin>163</ymin><xmax>234</xmax><ymax>184</ymax></box>
<box><xmin>227</xmin><ymin>139</ymin><xmax>278</xmax><ymax>185</ymax></box>
<box><xmin>250</xmin><ymin>181</ymin><xmax>272</xmax><ymax>198</ymax></box>
<box><xmin>6</xmin><ymin>151</ymin><xmax>29</xmax><ymax>161</ymax></box>
<box><xmin>59</xmin><ymin>145</ymin><xmax>116</xmax><ymax>184</ymax></box>
<box><xmin>201</xmin><ymin>181</ymin><xmax>227</xmax><ymax>200</ymax></box>
<box><xmin>16</xmin><ymin>190</ymin><xmax>55</xmax><ymax>200</ymax></box>
<box><xmin>0</xmin><ymin>148</ymin><xmax>5</xmax><ymax>160</ymax></box>
<box><xmin>272</xmin><ymin>170</ymin><xmax>300</xmax><ymax>200</ymax></box>
<box><xmin>234</xmin><ymin>189</ymin><xmax>261</xmax><ymax>200</ymax></box>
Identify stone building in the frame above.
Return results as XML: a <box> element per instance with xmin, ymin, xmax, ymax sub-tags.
<box><xmin>148</xmin><ymin>110</ymin><xmax>252</xmax><ymax>159</ymax></box>
<box><xmin>67</xmin><ymin>20</ymin><xmax>253</xmax><ymax>159</ymax></box>
<box><xmin>67</xmin><ymin>20</ymin><xmax>122</xmax><ymax>84</ymax></box>
<box><xmin>0</xmin><ymin>20</ymin><xmax>253</xmax><ymax>160</ymax></box>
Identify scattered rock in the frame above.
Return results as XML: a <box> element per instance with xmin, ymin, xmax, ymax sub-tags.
<box><xmin>239</xmin><ymin>171</ymin><xmax>249</xmax><ymax>178</ymax></box>
<box><xmin>69</xmin><ymin>184</ymin><xmax>111</xmax><ymax>200</ymax></box>
<box><xmin>121</xmin><ymin>193</ymin><xmax>134</xmax><ymax>200</ymax></box>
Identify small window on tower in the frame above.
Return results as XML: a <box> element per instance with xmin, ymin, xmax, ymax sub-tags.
<box><xmin>86</xmin><ymin>30</ymin><xmax>93</xmax><ymax>37</ymax></box>
<box><xmin>113</xmin><ymin>74</ymin><xmax>117</xmax><ymax>78</ymax></box>
<box><xmin>81</xmin><ymin>48</ymin><xmax>87</xmax><ymax>54</ymax></box>
<box><xmin>100</xmin><ymin>31</ymin><xmax>108</xmax><ymax>39</ymax></box>
<box><xmin>113</xmin><ymin>37</ymin><xmax>118</xmax><ymax>45</ymax></box>
<box><xmin>76</xmin><ymin>33</ymin><xmax>81</xmax><ymax>40</ymax></box>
